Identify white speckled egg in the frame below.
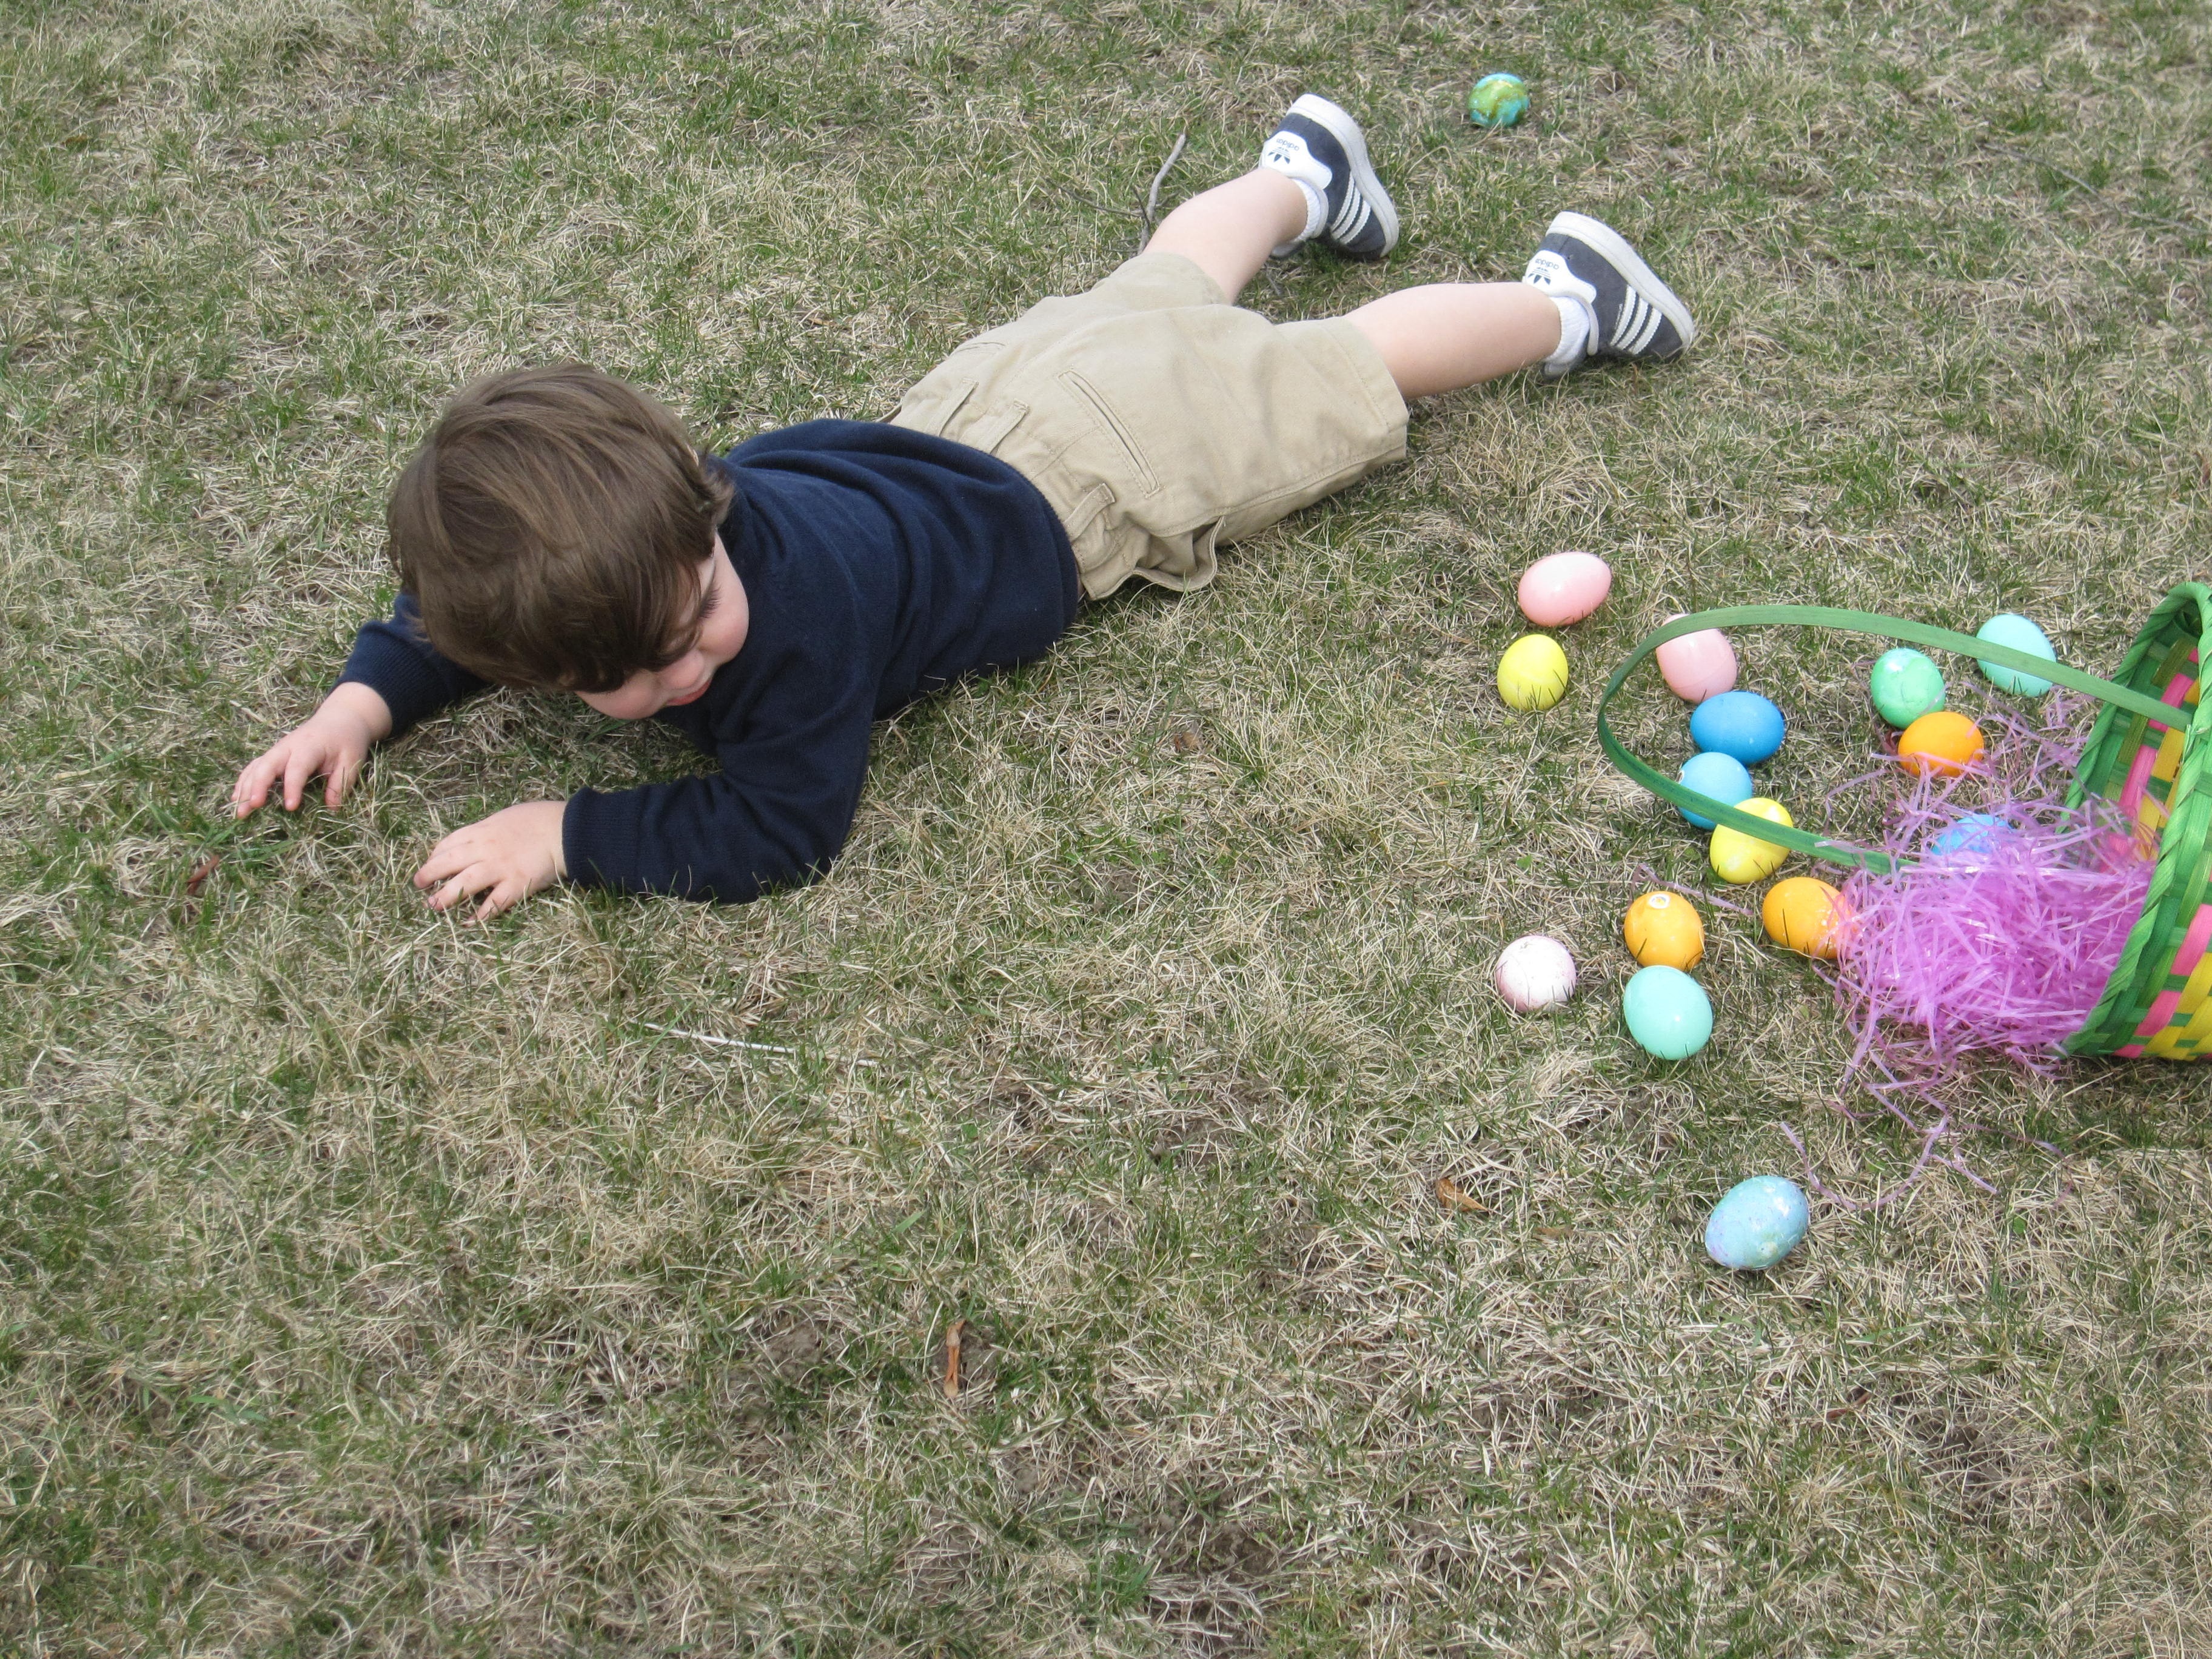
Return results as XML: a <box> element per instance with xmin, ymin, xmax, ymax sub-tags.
<box><xmin>1494</xmin><ymin>934</ymin><xmax>1577</xmax><ymax>1013</ymax></box>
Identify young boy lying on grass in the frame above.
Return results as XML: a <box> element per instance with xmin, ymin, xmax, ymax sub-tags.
<box><xmin>232</xmin><ymin>95</ymin><xmax>1695</xmax><ymax>918</ymax></box>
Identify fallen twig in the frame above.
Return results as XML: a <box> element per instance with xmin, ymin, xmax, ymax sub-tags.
<box><xmin>1139</xmin><ymin>129</ymin><xmax>1188</xmax><ymax>248</ymax></box>
<box><xmin>185</xmin><ymin>854</ymin><xmax>221</xmax><ymax>897</ymax></box>
<box><xmin>638</xmin><ymin>1019</ymin><xmax>878</xmax><ymax>1070</ymax></box>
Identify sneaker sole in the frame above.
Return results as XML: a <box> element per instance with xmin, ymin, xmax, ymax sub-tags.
<box><xmin>1287</xmin><ymin>93</ymin><xmax>1399</xmax><ymax>256</ymax></box>
<box><xmin>1546</xmin><ymin>210</ymin><xmax>1695</xmax><ymax>351</ymax></box>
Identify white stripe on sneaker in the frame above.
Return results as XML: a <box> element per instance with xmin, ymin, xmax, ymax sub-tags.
<box><xmin>1615</xmin><ymin>291</ymin><xmax>1643</xmax><ymax>352</ymax></box>
<box><xmin>1627</xmin><ymin>300</ymin><xmax>1663</xmax><ymax>354</ymax></box>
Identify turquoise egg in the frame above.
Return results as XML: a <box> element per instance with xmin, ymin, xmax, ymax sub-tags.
<box><xmin>1976</xmin><ymin>613</ymin><xmax>2057</xmax><ymax>697</ymax></box>
<box><xmin>1466</xmin><ymin>72</ymin><xmax>1530</xmax><ymax>128</ymax></box>
<box><xmin>1928</xmin><ymin>811</ymin><xmax>2009</xmax><ymax>859</ymax></box>
<box><xmin>1677</xmin><ymin>751</ymin><xmax>1755</xmax><ymax>830</ymax></box>
<box><xmin>1622</xmin><ymin>965</ymin><xmax>1713</xmax><ymax>1060</ymax></box>
<box><xmin>1688</xmin><ymin>691</ymin><xmax>1786</xmax><ymax>765</ymax></box>
<box><xmin>1868</xmin><ymin>648</ymin><xmax>1946</xmax><ymax>728</ymax></box>
<box><xmin>1704</xmin><ymin>1175</ymin><xmax>1810</xmax><ymax>1271</ymax></box>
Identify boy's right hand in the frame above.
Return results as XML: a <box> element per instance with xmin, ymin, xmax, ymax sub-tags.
<box><xmin>232</xmin><ymin>682</ymin><xmax>395</xmax><ymax>817</ymax></box>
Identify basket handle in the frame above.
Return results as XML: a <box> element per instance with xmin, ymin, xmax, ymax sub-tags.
<box><xmin>1596</xmin><ymin>603</ymin><xmax>2184</xmax><ymax>876</ymax></box>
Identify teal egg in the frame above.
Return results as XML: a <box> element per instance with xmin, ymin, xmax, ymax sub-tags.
<box><xmin>1677</xmin><ymin>751</ymin><xmax>1755</xmax><ymax>830</ymax></box>
<box><xmin>1975</xmin><ymin>613</ymin><xmax>2057</xmax><ymax>697</ymax></box>
<box><xmin>1703</xmin><ymin>1176</ymin><xmax>1810</xmax><ymax>1271</ymax></box>
<box><xmin>1622</xmin><ymin>965</ymin><xmax>1713</xmax><ymax>1060</ymax></box>
<box><xmin>1868</xmin><ymin>648</ymin><xmax>1946</xmax><ymax>728</ymax></box>
<box><xmin>1466</xmin><ymin>72</ymin><xmax>1529</xmax><ymax>128</ymax></box>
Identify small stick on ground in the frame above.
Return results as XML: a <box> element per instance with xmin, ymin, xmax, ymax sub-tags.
<box><xmin>185</xmin><ymin>854</ymin><xmax>221</xmax><ymax>897</ymax></box>
<box><xmin>941</xmin><ymin>1319</ymin><xmax>967</xmax><ymax>1398</ymax></box>
<box><xmin>1136</xmin><ymin>129</ymin><xmax>1187</xmax><ymax>252</ymax></box>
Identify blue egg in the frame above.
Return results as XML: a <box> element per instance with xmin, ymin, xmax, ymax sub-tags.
<box><xmin>1704</xmin><ymin>1175</ymin><xmax>1810</xmax><ymax>1271</ymax></box>
<box><xmin>1688</xmin><ymin>691</ymin><xmax>1786</xmax><ymax>765</ymax></box>
<box><xmin>1676</xmin><ymin>751</ymin><xmax>1756</xmax><ymax>830</ymax></box>
<box><xmin>1928</xmin><ymin>812</ymin><xmax>2009</xmax><ymax>859</ymax></box>
<box><xmin>1975</xmin><ymin>613</ymin><xmax>2057</xmax><ymax>697</ymax></box>
<box><xmin>1622</xmin><ymin>965</ymin><xmax>1713</xmax><ymax>1060</ymax></box>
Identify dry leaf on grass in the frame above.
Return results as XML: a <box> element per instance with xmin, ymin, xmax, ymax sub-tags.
<box><xmin>941</xmin><ymin>1319</ymin><xmax>966</xmax><ymax>1399</ymax></box>
<box><xmin>1435</xmin><ymin>1177</ymin><xmax>1489</xmax><ymax>1213</ymax></box>
<box><xmin>185</xmin><ymin>854</ymin><xmax>221</xmax><ymax>896</ymax></box>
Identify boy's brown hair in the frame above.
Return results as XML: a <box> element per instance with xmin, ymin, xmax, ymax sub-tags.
<box><xmin>387</xmin><ymin>364</ymin><xmax>734</xmax><ymax>691</ymax></box>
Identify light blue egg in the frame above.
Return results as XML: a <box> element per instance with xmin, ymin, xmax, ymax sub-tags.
<box><xmin>1622</xmin><ymin>965</ymin><xmax>1713</xmax><ymax>1060</ymax></box>
<box><xmin>1676</xmin><ymin>751</ymin><xmax>1755</xmax><ymax>830</ymax></box>
<box><xmin>1928</xmin><ymin>812</ymin><xmax>2009</xmax><ymax>859</ymax></box>
<box><xmin>1975</xmin><ymin>613</ymin><xmax>2057</xmax><ymax>697</ymax></box>
<box><xmin>1688</xmin><ymin>690</ymin><xmax>1786</xmax><ymax>765</ymax></box>
<box><xmin>1704</xmin><ymin>1175</ymin><xmax>1810</xmax><ymax>1271</ymax></box>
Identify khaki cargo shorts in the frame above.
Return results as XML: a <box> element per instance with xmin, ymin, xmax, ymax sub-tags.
<box><xmin>890</xmin><ymin>251</ymin><xmax>1409</xmax><ymax>600</ymax></box>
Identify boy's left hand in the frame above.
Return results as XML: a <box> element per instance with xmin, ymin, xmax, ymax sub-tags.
<box><xmin>415</xmin><ymin>799</ymin><xmax>569</xmax><ymax>921</ymax></box>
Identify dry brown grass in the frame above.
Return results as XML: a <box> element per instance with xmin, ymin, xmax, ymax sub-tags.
<box><xmin>3</xmin><ymin>0</ymin><xmax>2211</xmax><ymax>1653</ymax></box>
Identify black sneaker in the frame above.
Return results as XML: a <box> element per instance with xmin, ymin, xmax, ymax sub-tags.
<box><xmin>1258</xmin><ymin>94</ymin><xmax>1399</xmax><ymax>261</ymax></box>
<box><xmin>1520</xmin><ymin>211</ymin><xmax>1695</xmax><ymax>378</ymax></box>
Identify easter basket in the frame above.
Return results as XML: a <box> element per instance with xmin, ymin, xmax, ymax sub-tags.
<box><xmin>1595</xmin><ymin>584</ymin><xmax>2212</xmax><ymax>1060</ymax></box>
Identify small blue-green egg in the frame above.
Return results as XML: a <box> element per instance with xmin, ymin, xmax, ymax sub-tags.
<box><xmin>1622</xmin><ymin>965</ymin><xmax>1713</xmax><ymax>1060</ymax></box>
<box><xmin>1704</xmin><ymin>1175</ymin><xmax>1810</xmax><ymax>1271</ymax></box>
<box><xmin>1689</xmin><ymin>690</ymin><xmax>1786</xmax><ymax>765</ymax></box>
<box><xmin>1677</xmin><ymin>751</ymin><xmax>1756</xmax><ymax>830</ymax></box>
<box><xmin>1975</xmin><ymin>613</ymin><xmax>2057</xmax><ymax>697</ymax></box>
<box><xmin>1868</xmin><ymin>648</ymin><xmax>1946</xmax><ymax>728</ymax></box>
<box><xmin>1928</xmin><ymin>812</ymin><xmax>2009</xmax><ymax>859</ymax></box>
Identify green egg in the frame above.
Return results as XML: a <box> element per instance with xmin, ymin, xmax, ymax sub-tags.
<box><xmin>1868</xmin><ymin>647</ymin><xmax>1946</xmax><ymax>728</ymax></box>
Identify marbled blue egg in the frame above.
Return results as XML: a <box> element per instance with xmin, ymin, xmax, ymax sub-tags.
<box><xmin>1677</xmin><ymin>751</ymin><xmax>1756</xmax><ymax>830</ymax></box>
<box><xmin>1975</xmin><ymin>613</ymin><xmax>2057</xmax><ymax>697</ymax></box>
<box><xmin>1689</xmin><ymin>691</ymin><xmax>1786</xmax><ymax>765</ymax></box>
<box><xmin>1704</xmin><ymin>1176</ymin><xmax>1810</xmax><ymax>1271</ymax></box>
<box><xmin>1622</xmin><ymin>965</ymin><xmax>1713</xmax><ymax>1060</ymax></box>
<box><xmin>1928</xmin><ymin>812</ymin><xmax>2009</xmax><ymax>859</ymax></box>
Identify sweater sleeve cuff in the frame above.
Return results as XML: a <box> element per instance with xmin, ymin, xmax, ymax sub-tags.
<box><xmin>561</xmin><ymin>786</ymin><xmax>628</xmax><ymax>892</ymax></box>
<box><xmin>336</xmin><ymin>630</ymin><xmax>464</xmax><ymax>736</ymax></box>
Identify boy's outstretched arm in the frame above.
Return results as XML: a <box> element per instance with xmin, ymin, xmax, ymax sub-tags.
<box><xmin>232</xmin><ymin>682</ymin><xmax>395</xmax><ymax>816</ymax></box>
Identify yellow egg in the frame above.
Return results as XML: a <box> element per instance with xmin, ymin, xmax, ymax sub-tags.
<box><xmin>1496</xmin><ymin>634</ymin><xmax>1570</xmax><ymax>712</ymax></box>
<box><xmin>1710</xmin><ymin>797</ymin><xmax>1794</xmax><ymax>885</ymax></box>
<box><xmin>1763</xmin><ymin>876</ymin><xmax>1847</xmax><ymax>959</ymax></box>
<box><xmin>1623</xmin><ymin>890</ymin><xmax>1705</xmax><ymax>970</ymax></box>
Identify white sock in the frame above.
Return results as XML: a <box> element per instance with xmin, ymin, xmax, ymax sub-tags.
<box><xmin>1544</xmin><ymin>293</ymin><xmax>1594</xmax><ymax>370</ymax></box>
<box><xmin>1267</xmin><ymin>178</ymin><xmax>1326</xmax><ymax>256</ymax></box>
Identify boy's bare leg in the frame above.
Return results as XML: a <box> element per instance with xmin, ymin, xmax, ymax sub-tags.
<box><xmin>1145</xmin><ymin>169</ymin><xmax>1309</xmax><ymax>303</ymax></box>
<box><xmin>1343</xmin><ymin>284</ymin><xmax>1564</xmax><ymax>400</ymax></box>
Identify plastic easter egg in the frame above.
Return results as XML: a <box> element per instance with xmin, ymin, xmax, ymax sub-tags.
<box><xmin>1762</xmin><ymin>876</ymin><xmax>1845</xmax><ymax>959</ymax></box>
<box><xmin>1494</xmin><ymin>934</ymin><xmax>1576</xmax><ymax>1013</ymax></box>
<box><xmin>1928</xmin><ymin>811</ymin><xmax>2009</xmax><ymax>859</ymax></box>
<box><xmin>1898</xmin><ymin>709</ymin><xmax>1985</xmax><ymax>777</ymax></box>
<box><xmin>1466</xmin><ymin>72</ymin><xmax>1530</xmax><ymax>128</ymax></box>
<box><xmin>1623</xmin><ymin>891</ymin><xmax>1705</xmax><ymax>970</ymax></box>
<box><xmin>1622</xmin><ymin>964</ymin><xmax>1713</xmax><ymax>1060</ymax></box>
<box><xmin>1496</xmin><ymin>634</ymin><xmax>1570</xmax><ymax>711</ymax></box>
<box><xmin>1516</xmin><ymin>551</ymin><xmax>1612</xmax><ymax>627</ymax></box>
<box><xmin>1704</xmin><ymin>1175</ymin><xmax>1809</xmax><ymax>1271</ymax></box>
<box><xmin>1655</xmin><ymin>623</ymin><xmax>1738</xmax><ymax>703</ymax></box>
<box><xmin>1689</xmin><ymin>691</ymin><xmax>1786</xmax><ymax>765</ymax></box>
<box><xmin>1676</xmin><ymin>751</ymin><xmax>1755</xmax><ymax>830</ymax></box>
<box><xmin>1976</xmin><ymin>612</ymin><xmax>2057</xmax><ymax>697</ymax></box>
<box><xmin>1710</xmin><ymin>797</ymin><xmax>1794</xmax><ymax>884</ymax></box>
<box><xmin>1868</xmin><ymin>648</ymin><xmax>1946</xmax><ymax>728</ymax></box>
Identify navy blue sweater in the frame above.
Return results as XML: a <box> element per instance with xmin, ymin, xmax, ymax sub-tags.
<box><xmin>338</xmin><ymin>420</ymin><xmax>1080</xmax><ymax>902</ymax></box>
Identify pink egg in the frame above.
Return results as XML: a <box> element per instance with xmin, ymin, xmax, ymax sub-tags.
<box><xmin>1656</xmin><ymin>620</ymin><xmax>1738</xmax><ymax>702</ymax></box>
<box><xmin>1517</xmin><ymin>551</ymin><xmax>1613</xmax><ymax>627</ymax></box>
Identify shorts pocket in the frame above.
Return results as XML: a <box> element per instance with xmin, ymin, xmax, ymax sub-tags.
<box><xmin>1056</xmin><ymin>370</ymin><xmax>1158</xmax><ymax>500</ymax></box>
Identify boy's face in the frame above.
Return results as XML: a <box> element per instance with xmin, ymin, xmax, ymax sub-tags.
<box><xmin>575</xmin><ymin>534</ymin><xmax>749</xmax><ymax>721</ymax></box>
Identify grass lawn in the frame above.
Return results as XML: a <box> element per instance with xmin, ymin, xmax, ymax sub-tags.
<box><xmin>5</xmin><ymin>0</ymin><xmax>2212</xmax><ymax>1652</ymax></box>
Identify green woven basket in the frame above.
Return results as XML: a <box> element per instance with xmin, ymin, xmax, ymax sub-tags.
<box><xmin>1597</xmin><ymin>585</ymin><xmax>2212</xmax><ymax>1060</ymax></box>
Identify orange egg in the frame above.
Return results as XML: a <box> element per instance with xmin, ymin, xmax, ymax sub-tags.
<box><xmin>1623</xmin><ymin>890</ymin><xmax>1706</xmax><ymax>970</ymax></box>
<box><xmin>1762</xmin><ymin>876</ymin><xmax>1848</xmax><ymax>960</ymax></box>
<box><xmin>1898</xmin><ymin>710</ymin><xmax>1986</xmax><ymax>777</ymax></box>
